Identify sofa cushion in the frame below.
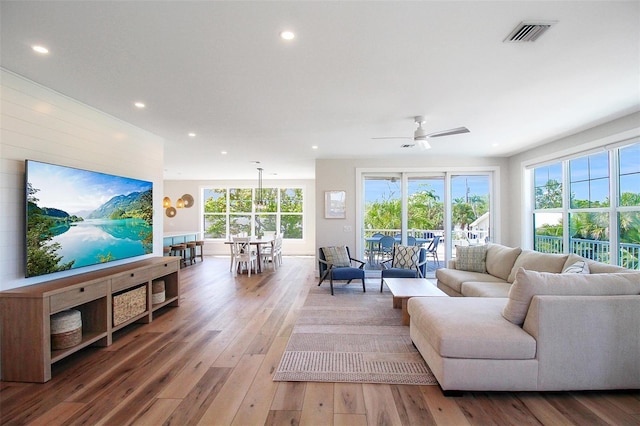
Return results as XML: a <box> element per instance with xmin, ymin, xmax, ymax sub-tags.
<box><xmin>507</xmin><ymin>250</ymin><xmax>568</xmax><ymax>283</ymax></box>
<box><xmin>455</xmin><ymin>245</ymin><xmax>487</xmax><ymax>273</ymax></box>
<box><xmin>408</xmin><ymin>297</ymin><xmax>536</xmax><ymax>360</ymax></box>
<box><xmin>503</xmin><ymin>268</ymin><xmax>640</xmax><ymax>325</ymax></box>
<box><xmin>486</xmin><ymin>244</ymin><xmax>522</xmax><ymax>281</ymax></box>
<box><xmin>461</xmin><ymin>281</ymin><xmax>512</xmax><ymax>298</ymax></box>
<box><xmin>436</xmin><ymin>268</ymin><xmax>507</xmax><ymax>294</ymax></box>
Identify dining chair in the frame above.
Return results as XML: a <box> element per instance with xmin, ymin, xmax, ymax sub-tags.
<box><xmin>261</xmin><ymin>234</ymin><xmax>283</xmax><ymax>271</ymax></box>
<box><xmin>407</xmin><ymin>236</ymin><xmax>417</xmax><ymax>246</ymax></box>
<box><xmin>231</xmin><ymin>237</ymin><xmax>257</xmax><ymax>277</ymax></box>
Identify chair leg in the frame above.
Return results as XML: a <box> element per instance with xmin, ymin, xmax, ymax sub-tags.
<box><xmin>362</xmin><ymin>278</ymin><xmax>366</xmax><ymax>293</ymax></box>
<box><xmin>380</xmin><ymin>277</ymin><xmax>384</xmax><ymax>292</ymax></box>
<box><xmin>330</xmin><ymin>275</ymin><xmax>334</xmax><ymax>296</ymax></box>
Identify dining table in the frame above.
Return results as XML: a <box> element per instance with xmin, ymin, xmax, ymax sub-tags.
<box><xmin>224</xmin><ymin>235</ymin><xmax>276</xmax><ymax>273</ymax></box>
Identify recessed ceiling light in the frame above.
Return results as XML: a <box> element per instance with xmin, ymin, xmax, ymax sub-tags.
<box><xmin>311</xmin><ymin>145</ymin><xmax>318</xmax><ymax>150</ymax></box>
<box><xmin>32</xmin><ymin>45</ymin><xmax>49</xmax><ymax>54</ymax></box>
<box><xmin>188</xmin><ymin>132</ymin><xmax>196</xmax><ymax>137</ymax></box>
<box><xmin>134</xmin><ymin>102</ymin><xmax>146</xmax><ymax>108</ymax></box>
<box><xmin>280</xmin><ymin>31</ymin><xmax>295</xmax><ymax>40</ymax></box>
<box><xmin>221</xmin><ymin>151</ymin><xmax>227</xmax><ymax>155</ymax></box>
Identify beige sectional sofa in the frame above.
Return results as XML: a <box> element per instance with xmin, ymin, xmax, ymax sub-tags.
<box><xmin>408</xmin><ymin>244</ymin><xmax>640</xmax><ymax>392</ymax></box>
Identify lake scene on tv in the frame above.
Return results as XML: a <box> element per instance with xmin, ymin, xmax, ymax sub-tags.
<box><xmin>26</xmin><ymin>160</ymin><xmax>153</xmax><ymax>278</ymax></box>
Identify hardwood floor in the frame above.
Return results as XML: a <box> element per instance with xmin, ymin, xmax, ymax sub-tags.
<box><xmin>1</xmin><ymin>256</ymin><xmax>638</xmax><ymax>425</ymax></box>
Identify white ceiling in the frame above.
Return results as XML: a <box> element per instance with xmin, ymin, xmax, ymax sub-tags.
<box><xmin>1</xmin><ymin>1</ymin><xmax>639</xmax><ymax>180</ymax></box>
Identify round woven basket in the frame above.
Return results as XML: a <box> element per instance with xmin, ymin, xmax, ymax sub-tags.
<box><xmin>51</xmin><ymin>309</ymin><xmax>82</xmax><ymax>350</ymax></box>
<box><xmin>152</xmin><ymin>279</ymin><xmax>166</xmax><ymax>304</ymax></box>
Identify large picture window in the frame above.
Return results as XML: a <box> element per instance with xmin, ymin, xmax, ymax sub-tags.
<box><xmin>203</xmin><ymin>187</ymin><xmax>303</xmax><ymax>240</ymax></box>
<box><xmin>531</xmin><ymin>142</ymin><xmax>640</xmax><ymax>269</ymax></box>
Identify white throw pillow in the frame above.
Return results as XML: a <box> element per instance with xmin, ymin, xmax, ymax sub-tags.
<box><xmin>502</xmin><ymin>267</ymin><xmax>640</xmax><ymax>325</ymax></box>
<box><xmin>392</xmin><ymin>245</ymin><xmax>420</xmax><ymax>269</ymax></box>
<box><xmin>562</xmin><ymin>260</ymin><xmax>590</xmax><ymax>274</ymax></box>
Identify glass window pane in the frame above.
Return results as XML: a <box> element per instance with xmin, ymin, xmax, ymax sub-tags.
<box><xmin>203</xmin><ymin>189</ymin><xmax>227</xmax><ymax>213</ymax></box>
<box><xmin>619</xmin><ymin>143</ymin><xmax>640</xmax><ymax>175</ymax></box>
<box><xmin>229</xmin><ymin>189</ymin><xmax>252</xmax><ymax>213</ymax></box>
<box><xmin>569</xmin><ymin>212</ymin><xmax>609</xmax><ymax>262</ymax></box>
<box><xmin>535</xmin><ymin>178</ymin><xmax>563</xmax><ymax>209</ymax></box>
<box><xmin>620</xmin><ymin>174</ymin><xmax>640</xmax><ymax>206</ymax></box>
<box><xmin>256</xmin><ymin>214</ymin><xmax>277</xmax><ymax>235</ymax></box>
<box><xmin>229</xmin><ymin>214</ymin><xmax>251</xmax><ymax>236</ymax></box>
<box><xmin>204</xmin><ymin>216</ymin><xmax>226</xmax><ymax>238</ymax></box>
<box><xmin>533</xmin><ymin>212</ymin><xmax>563</xmax><ymax>253</ymax></box>
<box><xmin>280</xmin><ymin>188</ymin><xmax>303</xmax><ymax>213</ymax></box>
<box><xmin>281</xmin><ymin>215</ymin><xmax>303</xmax><ymax>239</ymax></box>
<box><xmin>619</xmin><ymin>211</ymin><xmax>640</xmax><ymax>269</ymax></box>
<box><xmin>451</xmin><ymin>175</ymin><xmax>490</xmax><ymax>256</ymax></box>
<box><xmin>570</xmin><ymin>181</ymin><xmax>589</xmax><ymax>208</ymax></box>
<box><xmin>589</xmin><ymin>178</ymin><xmax>609</xmax><ymax>207</ymax></box>
<box><xmin>408</xmin><ymin>178</ymin><xmax>444</xmax><ymax>232</ymax></box>
<box><xmin>589</xmin><ymin>152</ymin><xmax>609</xmax><ymax>180</ymax></box>
<box><xmin>570</xmin><ymin>157</ymin><xmax>589</xmax><ymax>182</ymax></box>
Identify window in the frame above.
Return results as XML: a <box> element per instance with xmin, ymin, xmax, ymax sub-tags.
<box><xmin>203</xmin><ymin>186</ymin><xmax>303</xmax><ymax>239</ymax></box>
<box><xmin>531</xmin><ymin>142</ymin><xmax>640</xmax><ymax>269</ymax></box>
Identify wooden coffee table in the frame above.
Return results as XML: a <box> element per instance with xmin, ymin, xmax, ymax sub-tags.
<box><xmin>383</xmin><ymin>278</ymin><xmax>448</xmax><ymax>325</ymax></box>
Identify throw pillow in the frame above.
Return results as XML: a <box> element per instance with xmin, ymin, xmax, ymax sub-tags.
<box><xmin>506</xmin><ymin>250</ymin><xmax>568</xmax><ymax>283</ymax></box>
<box><xmin>502</xmin><ymin>267</ymin><xmax>640</xmax><ymax>325</ymax></box>
<box><xmin>392</xmin><ymin>245</ymin><xmax>420</xmax><ymax>269</ymax></box>
<box><xmin>321</xmin><ymin>246</ymin><xmax>351</xmax><ymax>267</ymax></box>
<box><xmin>562</xmin><ymin>260</ymin><xmax>590</xmax><ymax>274</ymax></box>
<box><xmin>454</xmin><ymin>245</ymin><xmax>487</xmax><ymax>273</ymax></box>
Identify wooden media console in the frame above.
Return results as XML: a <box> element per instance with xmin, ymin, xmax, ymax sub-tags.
<box><xmin>0</xmin><ymin>257</ymin><xmax>181</xmax><ymax>383</ymax></box>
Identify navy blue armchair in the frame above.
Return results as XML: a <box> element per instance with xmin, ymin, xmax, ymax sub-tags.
<box><xmin>380</xmin><ymin>245</ymin><xmax>427</xmax><ymax>292</ymax></box>
<box><xmin>318</xmin><ymin>246</ymin><xmax>366</xmax><ymax>295</ymax></box>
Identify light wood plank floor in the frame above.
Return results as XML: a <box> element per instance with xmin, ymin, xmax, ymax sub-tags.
<box><xmin>1</xmin><ymin>256</ymin><xmax>639</xmax><ymax>425</ymax></box>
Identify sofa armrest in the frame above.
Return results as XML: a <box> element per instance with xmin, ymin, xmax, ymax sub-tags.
<box><xmin>523</xmin><ymin>295</ymin><xmax>640</xmax><ymax>390</ymax></box>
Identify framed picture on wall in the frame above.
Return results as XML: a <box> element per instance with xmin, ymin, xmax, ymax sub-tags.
<box><xmin>324</xmin><ymin>190</ymin><xmax>346</xmax><ymax>219</ymax></box>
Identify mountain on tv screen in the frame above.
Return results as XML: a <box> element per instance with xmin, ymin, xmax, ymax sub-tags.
<box><xmin>25</xmin><ymin>160</ymin><xmax>153</xmax><ymax>278</ymax></box>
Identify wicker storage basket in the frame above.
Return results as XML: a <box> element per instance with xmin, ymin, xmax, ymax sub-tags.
<box><xmin>152</xmin><ymin>279</ymin><xmax>166</xmax><ymax>304</ymax></box>
<box><xmin>113</xmin><ymin>285</ymin><xmax>147</xmax><ymax>326</ymax></box>
<box><xmin>51</xmin><ymin>309</ymin><xmax>82</xmax><ymax>350</ymax></box>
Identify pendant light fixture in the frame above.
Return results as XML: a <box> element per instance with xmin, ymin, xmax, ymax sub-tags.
<box><xmin>255</xmin><ymin>167</ymin><xmax>267</xmax><ymax>210</ymax></box>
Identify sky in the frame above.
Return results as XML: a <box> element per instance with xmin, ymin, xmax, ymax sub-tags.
<box><xmin>27</xmin><ymin>160</ymin><xmax>152</xmax><ymax>214</ymax></box>
<box><xmin>364</xmin><ymin>175</ymin><xmax>489</xmax><ymax>204</ymax></box>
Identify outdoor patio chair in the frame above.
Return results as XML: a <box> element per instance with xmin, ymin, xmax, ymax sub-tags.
<box><xmin>318</xmin><ymin>246</ymin><xmax>366</xmax><ymax>295</ymax></box>
<box><xmin>380</xmin><ymin>245</ymin><xmax>427</xmax><ymax>292</ymax></box>
<box><xmin>378</xmin><ymin>235</ymin><xmax>395</xmax><ymax>262</ymax></box>
<box><xmin>425</xmin><ymin>235</ymin><xmax>441</xmax><ymax>268</ymax></box>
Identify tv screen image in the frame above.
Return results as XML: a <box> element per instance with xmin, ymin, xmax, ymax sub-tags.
<box><xmin>26</xmin><ymin>160</ymin><xmax>153</xmax><ymax>278</ymax></box>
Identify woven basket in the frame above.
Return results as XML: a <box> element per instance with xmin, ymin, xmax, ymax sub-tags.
<box><xmin>51</xmin><ymin>309</ymin><xmax>82</xmax><ymax>350</ymax></box>
<box><xmin>152</xmin><ymin>279</ymin><xmax>166</xmax><ymax>304</ymax></box>
<box><xmin>113</xmin><ymin>285</ymin><xmax>147</xmax><ymax>326</ymax></box>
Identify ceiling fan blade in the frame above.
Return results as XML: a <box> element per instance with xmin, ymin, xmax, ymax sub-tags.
<box><xmin>426</xmin><ymin>127</ymin><xmax>470</xmax><ymax>138</ymax></box>
<box><xmin>371</xmin><ymin>136</ymin><xmax>412</xmax><ymax>140</ymax></box>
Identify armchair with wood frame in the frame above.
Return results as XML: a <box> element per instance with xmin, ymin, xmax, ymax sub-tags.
<box><xmin>318</xmin><ymin>246</ymin><xmax>366</xmax><ymax>295</ymax></box>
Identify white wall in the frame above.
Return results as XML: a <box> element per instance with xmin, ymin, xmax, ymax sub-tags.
<box><xmin>163</xmin><ymin>179</ymin><xmax>316</xmax><ymax>255</ymax></box>
<box><xmin>506</xmin><ymin>111</ymin><xmax>640</xmax><ymax>249</ymax></box>
<box><xmin>315</xmin><ymin>155</ymin><xmax>510</xmax><ymax>257</ymax></box>
<box><xmin>0</xmin><ymin>70</ymin><xmax>165</xmax><ymax>291</ymax></box>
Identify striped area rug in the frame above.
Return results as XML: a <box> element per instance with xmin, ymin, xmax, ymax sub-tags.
<box><xmin>273</xmin><ymin>281</ymin><xmax>437</xmax><ymax>385</ymax></box>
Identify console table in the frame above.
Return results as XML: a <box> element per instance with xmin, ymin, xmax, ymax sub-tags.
<box><xmin>0</xmin><ymin>257</ymin><xmax>180</xmax><ymax>383</ymax></box>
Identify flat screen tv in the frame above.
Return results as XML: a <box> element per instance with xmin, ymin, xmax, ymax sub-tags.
<box><xmin>25</xmin><ymin>160</ymin><xmax>153</xmax><ymax>278</ymax></box>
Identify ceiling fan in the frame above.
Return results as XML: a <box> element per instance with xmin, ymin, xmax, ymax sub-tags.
<box><xmin>373</xmin><ymin>116</ymin><xmax>470</xmax><ymax>150</ymax></box>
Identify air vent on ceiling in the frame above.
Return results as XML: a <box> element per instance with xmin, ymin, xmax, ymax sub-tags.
<box><xmin>504</xmin><ymin>21</ymin><xmax>557</xmax><ymax>43</ymax></box>
<box><xmin>400</xmin><ymin>144</ymin><xmax>415</xmax><ymax>149</ymax></box>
